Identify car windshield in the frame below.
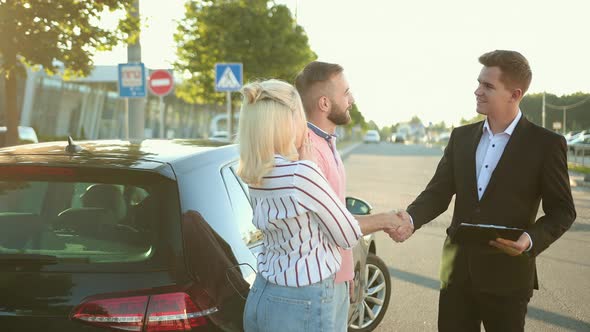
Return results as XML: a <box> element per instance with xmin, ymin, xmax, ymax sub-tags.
<box><xmin>0</xmin><ymin>166</ymin><xmax>178</xmax><ymax>264</ymax></box>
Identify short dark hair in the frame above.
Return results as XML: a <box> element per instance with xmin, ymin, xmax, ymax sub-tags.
<box><xmin>294</xmin><ymin>61</ymin><xmax>343</xmax><ymax>115</ymax></box>
<box><xmin>478</xmin><ymin>50</ymin><xmax>532</xmax><ymax>94</ymax></box>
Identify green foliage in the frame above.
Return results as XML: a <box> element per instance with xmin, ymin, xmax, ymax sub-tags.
<box><xmin>0</xmin><ymin>0</ymin><xmax>138</xmax><ymax>145</ymax></box>
<box><xmin>345</xmin><ymin>103</ymin><xmax>367</xmax><ymax>130</ymax></box>
<box><xmin>460</xmin><ymin>114</ymin><xmax>485</xmax><ymax>125</ymax></box>
<box><xmin>409</xmin><ymin>116</ymin><xmax>423</xmax><ymax>125</ymax></box>
<box><xmin>174</xmin><ymin>0</ymin><xmax>316</xmax><ymax>105</ymax></box>
<box><xmin>568</xmin><ymin>162</ymin><xmax>590</xmax><ymax>175</ymax></box>
<box><xmin>366</xmin><ymin>120</ymin><xmax>379</xmax><ymax>131</ymax></box>
<box><xmin>429</xmin><ymin>121</ymin><xmax>448</xmax><ymax>130</ymax></box>
<box><xmin>0</xmin><ymin>0</ymin><xmax>138</xmax><ymax>76</ymax></box>
<box><xmin>521</xmin><ymin>92</ymin><xmax>590</xmax><ymax>131</ymax></box>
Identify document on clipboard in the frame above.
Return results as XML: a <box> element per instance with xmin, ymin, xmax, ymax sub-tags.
<box><xmin>453</xmin><ymin>223</ymin><xmax>524</xmax><ymax>245</ymax></box>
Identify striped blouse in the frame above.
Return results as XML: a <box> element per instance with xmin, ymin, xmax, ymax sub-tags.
<box><xmin>248</xmin><ymin>156</ymin><xmax>363</xmax><ymax>287</ymax></box>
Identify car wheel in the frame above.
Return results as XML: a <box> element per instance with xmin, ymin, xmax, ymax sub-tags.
<box><xmin>348</xmin><ymin>253</ymin><xmax>391</xmax><ymax>332</ymax></box>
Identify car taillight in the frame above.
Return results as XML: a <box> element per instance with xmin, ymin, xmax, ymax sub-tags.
<box><xmin>145</xmin><ymin>293</ymin><xmax>215</xmax><ymax>332</ymax></box>
<box><xmin>71</xmin><ymin>292</ymin><xmax>218</xmax><ymax>331</ymax></box>
<box><xmin>71</xmin><ymin>295</ymin><xmax>148</xmax><ymax>331</ymax></box>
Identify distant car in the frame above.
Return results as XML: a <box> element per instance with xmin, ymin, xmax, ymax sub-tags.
<box><xmin>363</xmin><ymin>130</ymin><xmax>380</xmax><ymax>144</ymax></box>
<box><xmin>391</xmin><ymin>132</ymin><xmax>406</xmax><ymax>143</ymax></box>
<box><xmin>436</xmin><ymin>132</ymin><xmax>452</xmax><ymax>144</ymax></box>
<box><xmin>0</xmin><ymin>126</ymin><xmax>39</xmax><ymax>147</ymax></box>
<box><xmin>209</xmin><ymin>131</ymin><xmax>231</xmax><ymax>142</ymax></box>
<box><xmin>571</xmin><ymin>136</ymin><xmax>590</xmax><ymax>156</ymax></box>
<box><xmin>567</xmin><ymin>131</ymin><xmax>588</xmax><ymax>152</ymax></box>
<box><xmin>0</xmin><ymin>139</ymin><xmax>391</xmax><ymax>332</ymax></box>
<box><xmin>564</xmin><ymin>130</ymin><xmax>584</xmax><ymax>141</ymax></box>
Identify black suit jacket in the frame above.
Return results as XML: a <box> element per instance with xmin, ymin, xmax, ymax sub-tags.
<box><xmin>407</xmin><ymin>116</ymin><xmax>576</xmax><ymax>297</ymax></box>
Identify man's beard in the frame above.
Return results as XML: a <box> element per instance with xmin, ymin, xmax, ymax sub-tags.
<box><xmin>327</xmin><ymin>103</ymin><xmax>351</xmax><ymax>126</ymax></box>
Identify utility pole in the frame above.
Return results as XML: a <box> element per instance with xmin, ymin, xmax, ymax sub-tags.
<box><xmin>542</xmin><ymin>92</ymin><xmax>546</xmax><ymax>128</ymax></box>
<box><xmin>545</xmin><ymin>95</ymin><xmax>590</xmax><ymax>134</ymax></box>
<box><xmin>226</xmin><ymin>92</ymin><xmax>232</xmax><ymax>138</ymax></box>
<box><xmin>127</xmin><ymin>0</ymin><xmax>145</xmax><ymax>140</ymax></box>
<box><xmin>563</xmin><ymin>106</ymin><xmax>567</xmax><ymax>135</ymax></box>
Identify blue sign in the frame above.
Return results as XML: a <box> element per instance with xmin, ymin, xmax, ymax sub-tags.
<box><xmin>118</xmin><ymin>63</ymin><xmax>147</xmax><ymax>98</ymax></box>
<box><xmin>215</xmin><ymin>63</ymin><xmax>243</xmax><ymax>92</ymax></box>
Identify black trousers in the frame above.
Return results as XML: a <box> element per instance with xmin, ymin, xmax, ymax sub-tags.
<box><xmin>438</xmin><ymin>282</ymin><xmax>530</xmax><ymax>332</ymax></box>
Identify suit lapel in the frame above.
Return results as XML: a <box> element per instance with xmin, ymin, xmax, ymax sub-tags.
<box><xmin>479</xmin><ymin>116</ymin><xmax>530</xmax><ymax>202</ymax></box>
<box><xmin>467</xmin><ymin>122</ymin><xmax>484</xmax><ymax>200</ymax></box>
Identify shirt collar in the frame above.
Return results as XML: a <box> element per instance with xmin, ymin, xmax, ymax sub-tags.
<box><xmin>482</xmin><ymin>110</ymin><xmax>522</xmax><ymax>138</ymax></box>
<box><xmin>307</xmin><ymin>122</ymin><xmax>337</xmax><ymax>142</ymax></box>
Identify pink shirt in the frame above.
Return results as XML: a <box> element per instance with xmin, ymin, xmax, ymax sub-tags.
<box><xmin>308</xmin><ymin>123</ymin><xmax>354</xmax><ymax>283</ymax></box>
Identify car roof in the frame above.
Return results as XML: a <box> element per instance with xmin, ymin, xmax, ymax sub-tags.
<box><xmin>0</xmin><ymin>139</ymin><xmax>238</xmax><ymax>173</ymax></box>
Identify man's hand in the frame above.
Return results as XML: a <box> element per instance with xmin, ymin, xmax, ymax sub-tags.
<box><xmin>385</xmin><ymin>210</ymin><xmax>414</xmax><ymax>243</ymax></box>
<box><xmin>489</xmin><ymin>233</ymin><xmax>531</xmax><ymax>256</ymax></box>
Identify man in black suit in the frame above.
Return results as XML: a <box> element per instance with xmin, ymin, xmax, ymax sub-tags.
<box><xmin>388</xmin><ymin>50</ymin><xmax>576</xmax><ymax>331</ymax></box>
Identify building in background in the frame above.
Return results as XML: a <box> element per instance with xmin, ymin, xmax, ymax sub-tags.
<box><xmin>0</xmin><ymin>64</ymin><xmax>225</xmax><ymax>141</ymax></box>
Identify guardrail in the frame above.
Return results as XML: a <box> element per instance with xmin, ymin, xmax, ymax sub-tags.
<box><xmin>568</xmin><ymin>146</ymin><xmax>590</xmax><ymax>166</ymax></box>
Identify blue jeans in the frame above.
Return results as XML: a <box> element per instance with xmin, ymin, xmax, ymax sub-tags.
<box><xmin>244</xmin><ymin>273</ymin><xmax>348</xmax><ymax>332</ymax></box>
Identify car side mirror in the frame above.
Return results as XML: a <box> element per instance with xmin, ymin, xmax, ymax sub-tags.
<box><xmin>346</xmin><ymin>196</ymin><xmax>372</xmax><ymax>215</ymax></box>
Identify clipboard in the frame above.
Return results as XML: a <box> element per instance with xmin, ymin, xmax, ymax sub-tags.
<box><xmin>453</xmin><ymin>223</ymin><xmax>524</xmax><ymax>245</ymax></box>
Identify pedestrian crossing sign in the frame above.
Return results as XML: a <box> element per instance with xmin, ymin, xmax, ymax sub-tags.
<box><xmin>215</xmin><ymin>63</ymin><xmax>243</xmax><ymax>92</ymax></box>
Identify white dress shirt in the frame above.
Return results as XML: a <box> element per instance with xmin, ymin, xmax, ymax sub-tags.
<box><xmin>475</xmin><ymin>111</ymin><xmax>533</xmax><ymax>249</ymax></box>
<box><xmin>475</xmin><ymin>111</ymin><xmax>522</xmax><ymax>200</ymax></box>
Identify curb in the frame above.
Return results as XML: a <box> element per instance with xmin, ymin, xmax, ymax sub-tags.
<box><xmin>569</xmin><ymin>171</ymin><xmax>590</xmax><ymax>188</ymax></box>
<box><xmin>339</xmin><ymin>142</ymin><xmax>362</xmax><ymax>159</ymax></box>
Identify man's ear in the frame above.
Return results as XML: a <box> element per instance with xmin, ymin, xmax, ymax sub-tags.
<box><xmin>511</xmin><ymin>88</ymin><xmax>523</xmax><ymax>102</ymax></box>
<box><xmin>318</xmin><ymin>96</ymin><xmax>330</xmax><ymax>113</ymax></box>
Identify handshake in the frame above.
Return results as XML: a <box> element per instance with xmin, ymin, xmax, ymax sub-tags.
<box><xmin>383</xmin><ymin>210</ymin><xmax>414</xmax><ymax>243</ymax></box>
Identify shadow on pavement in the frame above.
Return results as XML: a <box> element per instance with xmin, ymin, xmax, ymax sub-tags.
<box><xmin>538</xmin><ymin>254</ymin><xmax>590</xmax><ymax>268</ymax></box>
<box><xmin>569</xmin><ymin>222</ymin><xmax>590</xmax><ymax>232</ymax></box>
<box><xmin>388</xmin><ymin>267</ymin><xmax>590</xmax><ymax>330</ymax></box>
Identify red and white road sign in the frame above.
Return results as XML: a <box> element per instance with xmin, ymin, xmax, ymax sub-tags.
<box><xmin>148</xmin><ymin>70</ymin><xmax>174</xmax><ymax>96</ymax></box>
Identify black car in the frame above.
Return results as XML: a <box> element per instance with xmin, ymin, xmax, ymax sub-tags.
<box><xmin>0</xmin><ymin>139</ymin><xmax>390</xmax><ymax>331</ymax></box>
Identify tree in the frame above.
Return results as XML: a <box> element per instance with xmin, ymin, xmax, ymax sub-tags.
<box><xmin>429</xmin><ymin>121</ymin><xmax>448</xmax><ymax>131</ymax></box>
<box><xmin>366</xmin><ymin>120</ymin><xmax>379</xmax><ymax>131</ymax></box>
<box><xmin>460</xmin><ymin>114</ymin><xmax>485</xmax><ymax>125</ymax></box>
<box><xmin>174</xmin><ymin>0</ymin><xmax>316</xmax><ymax>105</ymax></box>
<box><xmin>521</xmin><ymin>92</ymin><xmax>590</xmax><ymax>131</ymax></box>
<box><xmin>409</xmin><ymin>115</ymin><xmax>423</xmax><ymax>126</ymax></box>
<box><xmin>0</xmin><ymin>0</ymin><xmax>138</xmax><ymax>145</ymax></box>
<box><xmin>346</xmin><ymin>103</ymin><xmax>367</xmax><ymax>130</ymax></box>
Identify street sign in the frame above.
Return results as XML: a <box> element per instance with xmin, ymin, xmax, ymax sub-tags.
<box><xmin>148</xmin><ymin>70</ymin><xmax>174</xmax><ymax>96</ymax></box>
<box><xmin>215</xmin><ymin>63</ymin><xmax>243</xmax><ymax>92</ymax></box>
<box><xmin>118</xmin><ymin>63</ymin><xmax>146</xmax><ymax>98</ymax></box>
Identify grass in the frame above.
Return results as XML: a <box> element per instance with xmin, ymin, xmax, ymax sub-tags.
<box><xmin>568</xmin><ymin>162</ymin><xmax>590</xmax><ymax>174</ymax></box>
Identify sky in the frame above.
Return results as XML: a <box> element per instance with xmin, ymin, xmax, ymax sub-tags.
<box><xmin>94</xmin><ymin>0</ymin><xmax>590</xmax><ymax>128</ymax></box>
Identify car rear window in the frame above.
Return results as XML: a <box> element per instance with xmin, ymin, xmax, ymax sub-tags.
<box><xmin>0</xmin><ymin>166</ymin><xmax>179</xmax><ymax>266</ymax></box>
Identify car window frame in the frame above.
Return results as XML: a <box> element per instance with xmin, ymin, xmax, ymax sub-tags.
<box><xmin>220</xmin><ymin>161</ymin><xmax>264</xmax><ymax>251</ymax></box>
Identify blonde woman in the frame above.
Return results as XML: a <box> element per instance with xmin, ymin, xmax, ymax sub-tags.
<box><xmin>237</xmin><ymin>79</ymin><xmax>401</xmax><ymax>332</ymax></box>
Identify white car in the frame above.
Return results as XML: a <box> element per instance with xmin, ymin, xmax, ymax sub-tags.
<box><xmin>209</xmin><ymin>131</ymin><xmax>231</xmax><ymax>143</ymax></box>
<box><xmin>363</xmin><ymin>130</ymin><xmax>380</xmax><ymax>144</ymax></box>
<box><xmin>0</xmin><ymin>126</ymin><xmax>39</xmax><ymax>147</ymax></box>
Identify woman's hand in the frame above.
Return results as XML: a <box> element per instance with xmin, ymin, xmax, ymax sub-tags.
<box><xmin>298</xmin><ymin>131</ymin><xmax>316</xmax><ymax>163</ymax></box>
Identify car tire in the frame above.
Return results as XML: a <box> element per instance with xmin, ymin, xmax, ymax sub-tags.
<box><xmin>348</xmin><ymin>253</ymin><xmax>391</xmax><ymax>332</ymax></box>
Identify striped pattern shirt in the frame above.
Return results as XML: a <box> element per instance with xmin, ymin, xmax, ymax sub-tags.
<box><xmin>248</xmin><ymin>156</ymin><xmax>363</xmax><ymax>287</ymax></box>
